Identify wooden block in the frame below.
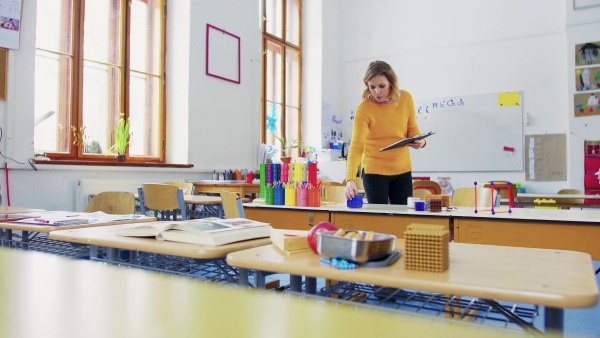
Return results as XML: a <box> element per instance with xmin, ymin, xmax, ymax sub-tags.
<box><xmin>270</xmin><ymin>229</ymin><xmax>309</xmax><ymax>252</ymax></box>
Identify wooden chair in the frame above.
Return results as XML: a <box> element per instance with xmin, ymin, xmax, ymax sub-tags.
<box><xmin>164</xmin><ymin>181</ymin><xmax>195</xmax><ymax>195</ymax></box>
<box><xmin>219</xmin><ymin>191</ymin><xmax>245</xmax><ymax>218</ymax></box>
<box><xmin>557</xmin><ymin>188</ymin><xmax>584</xmax><ymax>209</ymax></box>
<box><xmin>322</xmin><ymin>181</ymin><xmax>346</xmax><ymax>203</ymax></box>
<box><xmin>85</xmin><ymin>191</ymin><xmax>135</xmax><ymax>214</ymax></box>
<box><xmin>138</xmin><ymin>184</ymin><xmax>187</xmax><ymax>221</ymax></box>
<box><xmin>165</xmin><ymin>181</ymin><xmax>197</xmax><ymax>216</ymax></box>
<box><xmin>452</xmin><ymin>187</ymin><xmax>497</xmax><ymax>208</ymax></box>
<box><xmin>412</xmin><ymin>180</ymin><xmax>441</xmax><ymax>200</ymax></box>
<box><xmin>413</xmin><ymin>180</ymin><xmax>441</xmax><ymax>194</ymax></box>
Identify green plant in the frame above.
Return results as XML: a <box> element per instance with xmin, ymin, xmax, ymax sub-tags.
<box><xmin>275</xmin><ymin>135</ymin><xmax>299</xmax><ymax>157</ymax></box>
<box><xmin>109</xmin><ymin>114</ymin><xmax>131</xmax><ymax>155</ymax></box>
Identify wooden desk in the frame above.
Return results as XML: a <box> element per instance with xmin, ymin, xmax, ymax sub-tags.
<box><xmin>512</xmin><ymin>193</ymin><xmax>600</xmax><ymax>208</ymax></box>
<box><xmin>50</xmin><ymin>222</ymin><xmax>272</xmax><ymax>281</ymax></box>
<box><xmin>244</xmin><ymin>203</ymin><xmax>452</xmax><ymax>238</ymax></box>
<box><xmin>0</xmin><ymin>248</ymin><xmax>525</xmax><ymax>338</ymax></box>
<box><xmin>0</xmin><ymin>206</ymin><xmax>44</xmax><ymax>214</ymax></box>
<box><xmin>193</xmin><ymin>180</ymin><xmax>260</xmax><ymax>199</ymax></box>
<box><xmin>453</xmin><ymin>208</ymin><xmax>600</xmax><ymax>260</ymax></box>
<box><xmin>328</xmin><ymin>203</ymin><xmax>452</xmax><ymax>239</ymax></box>
<box><xmin>227</xmin><ymin>241</ymin><xmax>598</xmax><ymax>335</ymax></box>
<box><xmin>244</xmin><ymin>204</ymin><xmax>330</xmax><ymax>230</ymax></box>
<box><xmin>134</xmin><ymin>194</ymin><xmax>248</xmax><ymax>219</ymax></box>
<box><xmin>0</xmin><ymin>212</ymin><xmax>155</xmax><ymax>256</ymax></box>
<box><xmin>50</xmin><ymin>222</ymin><xmax>271</xmax><ymax>260</ymax></box>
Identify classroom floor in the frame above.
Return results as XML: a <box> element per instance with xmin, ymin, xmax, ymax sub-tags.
<box><xmin>264</xmin><ymin>260</ymin><xmax>600</xmax><ymax>337</ymax></box>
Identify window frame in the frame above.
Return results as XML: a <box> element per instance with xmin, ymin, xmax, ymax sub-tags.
<box><xmin>261</xmin><ymin>0</ymin><xmax>302</xmax><ymax>158</ymax></box>
<box><xmin>34</xmin><ymin>0</ymin><xmax>167</xmax><ymax>164</ymax></box>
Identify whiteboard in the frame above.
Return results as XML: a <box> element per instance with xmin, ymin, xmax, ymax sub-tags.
<box><xmin>410</xmin><ymin>92</ymin><xmax>523</xmax><ymax>172</ymax></box>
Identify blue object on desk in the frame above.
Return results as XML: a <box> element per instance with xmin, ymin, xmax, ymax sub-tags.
<box><xmin>347</xmin><ymin>195</ymin><xmax>363</xmax><ymax>208</ymax></box>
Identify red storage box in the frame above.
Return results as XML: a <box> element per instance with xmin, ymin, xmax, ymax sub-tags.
<box><xmin>584</xmin><ymin>172</ymin><xmax>600</xmax><ymax>189</ymax></box>
<box><xmin>584</xmin><ymin>155</ymin><xmax>600</xmax><ymax>171</ymax></box>
<box><xmin>584</xmin><ymin>189</ymin><xmax>600</xmax><ymax>205</ymax></box>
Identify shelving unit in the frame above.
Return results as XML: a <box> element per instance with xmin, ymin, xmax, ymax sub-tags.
<box><xmin>584</xmin><ymin>140</ymin><xmax>600</xmax><ymax>204</ymax></box>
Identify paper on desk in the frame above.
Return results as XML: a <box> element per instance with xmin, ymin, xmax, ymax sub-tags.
<box><xmin>15</xmin><ymin>211</ymin><xmax>144</xmax><ymax>226</ymax></box>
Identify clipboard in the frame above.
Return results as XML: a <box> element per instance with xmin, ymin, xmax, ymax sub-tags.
<box><xmin>379</xmin><ymin>131</ymin><xmax>435</xmax><ymax>152</ymax></box>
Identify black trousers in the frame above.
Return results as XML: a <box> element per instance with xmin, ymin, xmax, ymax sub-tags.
<box><xmin>362</xmin><ymin>171</ymin><xmax>413</xmax><ymax>205</ymax></box>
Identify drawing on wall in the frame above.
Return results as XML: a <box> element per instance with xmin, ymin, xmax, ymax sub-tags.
<box><xmin>0</xmin><ymin>0</ymin><xmax>22</xmax><ymax>49</ymax></box>
<box><xmin>321</xmin><ymin>101</ymin><xmax>343</xmax><ymax>149</ymax></box>
<box><xmin>574</xmin><ymin>41</ymin><xmax>600</xmax><ymax>117</ymax></box>
<box><xmin>575</xmin><ymin>92</ymin><xmax>600</xmax><ymax>117</ymax></box>
<box><xmin>576</xmin><ymin>66</ymin><xmax>600</xmax><ymax>91</ymax></box>
<box><xmin>575</xmin><ymin>41</ymin><xmax>600</xmax><ymax>66</ymax></box>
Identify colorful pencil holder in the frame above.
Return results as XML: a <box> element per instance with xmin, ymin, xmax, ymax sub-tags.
<box><xmin>297</xmin><ymin>186</ymin><xmax>308</xmax><ymax>206</ymax></box>
<box><xmin>274</xmin><ymin>187</ymin><xmax>285</xmax><ymax>205</ymax></box>
<box><xmin>285</xmin><ymin>187</ymin><xmax>296</xmax><ymax>206</ymax></box>
<box><xmin>259</xmin><ymin>164</ymin><xmax>267</xmax><ymax>198</ymax></box>
<box><xmin>265</xmin><ymin>187</ymin><xmax>274</xmax><ymax>205</ymax></box>
<box><xmin>281</xmin><ymin>163</ymin><xmax>289</xmax><ymax>183</ymax></box>
<box><xmin>308</xmin><ymin>187</ymin><xmax>320</xmax><ymax>207</ymax></box>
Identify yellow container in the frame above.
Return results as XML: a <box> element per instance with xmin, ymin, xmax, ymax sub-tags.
<box><xmin>285</xmin><ymin>187</ymin><xmax>297</xmax><ymax>206</ymax></box>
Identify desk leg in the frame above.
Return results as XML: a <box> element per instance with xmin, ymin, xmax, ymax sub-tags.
<box><xmin>107</xmin><ymin>248</ymin><xmax>119</xmax><ymax>262</ymax></box>
<box><xmin>290</xmin><ymin>275</ymin><xmax>303</xmax><ymax>292</ymax></box>
<box><xmin>238</xmin><ymin>268</ymin><xmax>250</xmax><ymax>287</ymax></box>
<box><xmin>545</xmin><ymin>307</ymin><xmax>564</xmax><ymax>336</ymax></box>
<box><xmin>89</xmin><ymin>245</ymin><xmax>98</xmax><ymax>259</ymax></box>
<box><xmin>305</xmin><ymin>277</ymin><xmax>317</xmax><ymax>294</ymax></box>
<box><xmin>253</xmin><ymin>271</ymin><xmax>271</xmax><ymax>289</ymax></box>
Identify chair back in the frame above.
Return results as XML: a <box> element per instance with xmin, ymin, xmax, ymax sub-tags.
<box><xmin>85</xmin><ymin>191</ymin><xmax>135</xmax><ymax>214</ymax></box>
<box><xmin>557</xmin><ymin>189</ymin><xmax>584</xmax><ymax>205</ymax></box>
<box><xmin>452</xmin><ymin>187</ymin><xmax>497</xmax><ymax>208</ymax></box>
<box><xmin>412</xmin><ymin>180</ymin><xmax>442</xmax><ymax>195</ymax></box>
<box><xmin>219</xmin><ymin>191</ymin><xmax>245</xmax><ymax>218</ymax></box>
<box><xmin>164</xmin><ymin>181</ymin><xmax>195</xmax><ymax>195</ymax></box>
<box><xmin>138</xmin><ymin>184</ymin><xmax>187</xmax><ymax>220</ymax></box>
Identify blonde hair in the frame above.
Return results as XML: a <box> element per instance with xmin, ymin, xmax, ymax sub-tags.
<box><xmin>361</xmin><ymin>60</ymin><xmax>400</xmax><ymax>102</ymax></box>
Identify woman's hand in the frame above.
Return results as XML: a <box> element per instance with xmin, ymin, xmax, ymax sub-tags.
<box><xmin>408</xmin><ymin>139</ymin><xmax>425</xmax><ymax>149</ymax></box>
<box><xmin>345</xmin><ymin>180</ymin><xmax>358</xmax><ymax>200</ymax></box>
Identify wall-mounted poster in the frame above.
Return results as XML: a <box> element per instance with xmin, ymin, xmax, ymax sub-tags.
<box><xmin>574</xmin><ymin>92</ymin><xmax>600</xmax><ymax>117</ymax></box>
<box><xmin>0</xmin><ymin>0</ymin><xmax>22</xmax><ymax>50</ymax></box>
<box><xmin>575</xmin><ymin>41</ymin><xmax>600</xmax><ymax>66</ymax></box>
<box><xmin>576</xmin><ymin>66</ymin><xmax>600</xmax><ymax>91</ymax></box>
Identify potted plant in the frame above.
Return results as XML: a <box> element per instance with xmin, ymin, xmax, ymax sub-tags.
<box><xmin>275</xmin><ymin>135</ymin><xmax>299</xmax><ymax>164</ymax></box>
<box><xmin>109</xmin><ymin>113</ymin><xmax>132</xmax><ymax>162</ymax></box>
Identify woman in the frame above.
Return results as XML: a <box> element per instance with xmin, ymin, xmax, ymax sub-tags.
<box><xmin>345</xmin><ymin>60</ymin><xmax>426</xmax><ymax>205</ymax></box>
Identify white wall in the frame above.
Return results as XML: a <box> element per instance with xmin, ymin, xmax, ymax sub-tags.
<box><xmin>330</xmin><ymin>0</ymin><xmax>599</xmax><ymax>192</ymax></box>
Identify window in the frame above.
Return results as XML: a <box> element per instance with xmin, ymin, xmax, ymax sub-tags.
<box><xmin>34</xmin><ymin>0</ymin><xmax>166</xmax><ymax>163</ymax></box>
<box><xmin>262</xmin><ymin>0</ymin><xmax>301</xmax><ymax>159</ymax></box>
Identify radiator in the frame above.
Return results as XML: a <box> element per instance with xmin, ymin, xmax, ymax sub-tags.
<box><xmin>75</xmin><ymin>178</ymin><xmax>177</xmax><ymax>211</ymax></box>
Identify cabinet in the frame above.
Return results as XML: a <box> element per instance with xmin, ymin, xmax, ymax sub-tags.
<box><xmin>584</xmin><ymin>140</ymin><xmax>600</xmax><ymax>204</ymax></box>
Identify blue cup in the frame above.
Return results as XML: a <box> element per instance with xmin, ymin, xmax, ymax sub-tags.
<box><xmin>347</xmin><ymin>194</ymin><xmax>363</xmax><ymax>208</ymax></box>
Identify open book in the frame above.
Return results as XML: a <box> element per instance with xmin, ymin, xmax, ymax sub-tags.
<box><xmin>115</xmin><ymin>218</ymin><xmax>272</xmax><ymax>246</ymax></box>
<box><xmin>379</xmin><ymin>131</ymin><xmax>435</xmax><ymax>152</ymax></box>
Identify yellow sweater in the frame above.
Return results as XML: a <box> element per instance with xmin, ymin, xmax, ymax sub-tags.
<box><xmin>346</xmin><ymin>91</ymin><xmax>421</xmax><ymax>181</ymax></box>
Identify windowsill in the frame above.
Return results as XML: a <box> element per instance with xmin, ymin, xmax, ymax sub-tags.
<box><xmin>33</xmin><ymin>159</ymin><xmax>194</xmax><ymax>168</ymax></box>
